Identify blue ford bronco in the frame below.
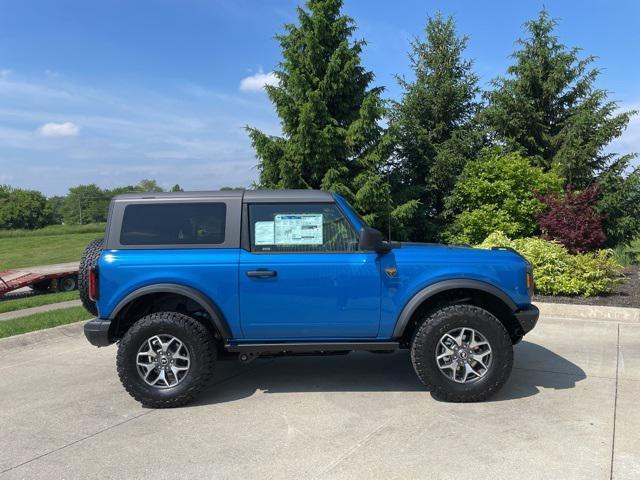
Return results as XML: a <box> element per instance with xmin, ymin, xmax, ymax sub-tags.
<box><xmin>81</xmin><ymin>189</ymin><xmax>538</xmax><ymax>407</ymax></box>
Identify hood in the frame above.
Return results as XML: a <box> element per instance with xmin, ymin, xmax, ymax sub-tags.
<box><xmin>395</xmin><ymin>241</ymin><xmax>526</xmax><ymax>265</ymax></box>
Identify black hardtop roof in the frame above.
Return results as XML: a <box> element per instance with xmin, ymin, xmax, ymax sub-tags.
<box><xmin>244</xmin><ymin>189</ymin><xmax>333</xmax><ymax>203</ymax></box>
<box><xmin>112</xmin><ymin>189</ymin><xmax>334</xmax><ymax>203</ymax></box>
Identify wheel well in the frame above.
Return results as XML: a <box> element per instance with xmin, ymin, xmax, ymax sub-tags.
<box><xmin>110</xmin><ymin>292</ymin><xmax>223</xmax><ymax>346</ymax></box>
<box><xmin>399</xmin><ymin>288</ymin><xmax>521</xmax><ymax>346</ymax></box>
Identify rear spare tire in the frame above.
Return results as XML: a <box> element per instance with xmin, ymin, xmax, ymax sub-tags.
<box><xmin>79</xmin><ymin>238</ymin><xmax>104</xmax><ymax>316</ymax></box>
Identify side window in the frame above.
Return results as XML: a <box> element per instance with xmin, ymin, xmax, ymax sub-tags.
<box><xmin>120</xmin><ymin>202</ymin><xmax>226</xmax><ymax>246</ymax></box>
<box><xmin>249</xmin><ymin>203</ymin><xmax>358</xmax><ymax>253</ymax></box>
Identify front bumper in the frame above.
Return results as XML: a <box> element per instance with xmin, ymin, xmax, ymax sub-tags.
<box><xmin>84</xmin><ymin>319</ymin><xmax>113</xmax><ymax>347</ymax></box>
<box><xmin>514</xmin><ymin>304</ymin><xmax>539</xmax><ymax>334</ymax></box>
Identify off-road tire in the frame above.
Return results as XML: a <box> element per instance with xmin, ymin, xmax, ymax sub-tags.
<box><xmin>78</xmin><ymin>238</ymin><xmax>103</xmax><ymax>316</ymax></box>
<box><xmin>410</xmin><ymin>304</ymin><xmax>513</xmax><ymax>402</ymax></box>
<box><xmin>117</xmin><ymin>311</ymin><xmax>216</xmax><ymax>408</ymax></box>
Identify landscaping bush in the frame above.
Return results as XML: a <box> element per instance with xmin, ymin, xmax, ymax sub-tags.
<box><xmin>477</xmin><ymin>231</ymin><xmax>623</xmax><ymax>296</ymax></box>
<box><xmin>537</xmin><ymin>184</ymin><xmax>606</xmax><ymax>253</ymax></box>
<box><xmin>444</xmin><ymin>151</ymin><xmax>563</xmax><ymax>244</ymax></box>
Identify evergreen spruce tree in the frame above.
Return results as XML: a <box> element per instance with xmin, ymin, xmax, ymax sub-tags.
<box><xmin>389</xmin><ymin>12</ymin><xmax>481</xmax><ymax>240</ymax></box>
<box><xmin>483</xmin><ymin>9</ymin><xmax>638</xmax><ymax>244</ymax></box>
<box><xmin>248</xmin><ymin>0</ymin><xmax>415</xmax><ymax>232</ymax></box>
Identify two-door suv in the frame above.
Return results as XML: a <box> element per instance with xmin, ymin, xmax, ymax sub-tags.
<box><xmin>82</xmin><ymin>189</ymin><xmax>538</xmax><ymax>407</ymax></box>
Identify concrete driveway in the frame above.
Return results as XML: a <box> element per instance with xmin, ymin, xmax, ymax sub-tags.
<box><xmin>1</xmin><ymin>312</ymin><xmax>638</xmax><ymax>479</ymax></box>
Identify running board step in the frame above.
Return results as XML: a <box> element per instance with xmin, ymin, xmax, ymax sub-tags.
<box><xmin>225</xmin><ymin>342</ymin><xmax>399</xmax><ymax>354</ymax></box>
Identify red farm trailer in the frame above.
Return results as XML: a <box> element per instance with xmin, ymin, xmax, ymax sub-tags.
<box><xmin>0</xmin><ymin>262</ymin><xmax>79</xmax><ymax>298</ymax></box>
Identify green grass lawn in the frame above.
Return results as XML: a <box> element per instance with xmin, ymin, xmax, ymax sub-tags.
<box><xmin>0</xmin><ymin>306</ymin><xmax>92</xmax><ymax>339</ymax></box>
<box><xmin>0</xmin><ymin>223</ymin><xmax>104</xmax><ymax>270</ymax></box>
<box><xmin>0</xmin><ymin>291</ymin><xmax>80</xmax><ymax>314</ymax></box>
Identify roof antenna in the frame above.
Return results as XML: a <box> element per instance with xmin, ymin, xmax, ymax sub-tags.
<box><xmin>386</xmin><ymin>167</ymin><xmax>392</xmax><ymax>241</ymax></box>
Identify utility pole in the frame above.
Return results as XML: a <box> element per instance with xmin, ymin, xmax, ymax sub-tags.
<box><xmin>78</xmin><ymin>198</ymin><xmax>83</xmax><ymax>225</ymax></box>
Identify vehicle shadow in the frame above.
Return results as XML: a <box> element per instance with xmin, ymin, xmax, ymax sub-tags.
<box><xmin>494</xmin><ymin>340</ymin><xmax>587</xmax><ymax>401</ymax></box>
<box><xmin>192</xmin><ymin>341</ymin><xmax>586</xmax><ymax>406</ymax></box>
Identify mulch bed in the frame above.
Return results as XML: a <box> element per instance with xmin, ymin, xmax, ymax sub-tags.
<box><xmin>535</xmin><ymin>265</ymin><xmax>640</xmax><ymax>308</ymax></box>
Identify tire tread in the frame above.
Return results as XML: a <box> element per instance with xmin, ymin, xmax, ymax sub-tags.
<box><xmin>410</xmin><ymin>304</ymin><xmax>513</xmax><ymax>402</ymax></box>
<box><xmin>78</xmin><ymin>238</ymin><xmax>104</xmax><ymax>316</ymax></box>
<box><xmin>116</xmin><ymin>311</ymin><xmax>216</xmax><ymax>408</ymax></box>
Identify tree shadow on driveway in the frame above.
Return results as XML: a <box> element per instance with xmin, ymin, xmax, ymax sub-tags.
<box><xmin>192</xmin><ymin>341</ymin><xmax>586</xmax><ymax>406</ymax></box>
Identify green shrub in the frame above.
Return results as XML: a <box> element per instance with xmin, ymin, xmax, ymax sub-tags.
<box><xmin>445</xmin><ymin>205</ymin><xmax>523</xmax><ymax>245</ymax></box>
<box><xmin>444</xmin><ymin>151</ymin><xmax>563</xmax><ymax>244</ymax></box>
<box><xmin>611</xmin><ymin>244</ymin><xmax>638</xmax><ymax>267</ymax></box>
<box><xmin>477</xmin><ymin>231</ymin><xmax>623</xmax><ymax>296</ymax></box>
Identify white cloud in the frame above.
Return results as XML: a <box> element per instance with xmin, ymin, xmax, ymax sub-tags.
<box><xmin>239</xmin><ymin>70</ymin><xmax>278</xmax><ymax>92</ymax></box>
<box><xmin>0</xmin><ymin>71</ymin><xmax>279</xmax><ymax>194</ymax></box>
<box><xmin>38</xmin><ymin>121</ymin><xmax>80</xmax><ymax>137</ymax></box>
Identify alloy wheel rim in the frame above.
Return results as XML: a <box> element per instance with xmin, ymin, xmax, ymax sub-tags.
<box><xmin>136</xmin><ymin>334</ymin><xmax>191</xmax><ymax>388</ymax></box>
<box><xmin>435</xmin><ymin>327</ymin><xmax>492</xmax><ymax>384</ymax></box>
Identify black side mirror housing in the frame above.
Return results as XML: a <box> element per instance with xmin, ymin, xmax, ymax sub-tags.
<box><xmin>358</xmin><ymin>227</ymin><xmax>391</xmax><ymax>254</ymax></box>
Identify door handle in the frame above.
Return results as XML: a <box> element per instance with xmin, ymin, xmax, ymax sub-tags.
<box><xmin>246</xmin><ymin>270</ymin><xmax>277</xmax><ymax>278</ymax></box>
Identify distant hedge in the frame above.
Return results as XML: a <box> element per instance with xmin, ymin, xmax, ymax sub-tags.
<box><xmin>0</xmin><ymin>223</ymin><xmax>105</xmax><ymax>239</ymax></box>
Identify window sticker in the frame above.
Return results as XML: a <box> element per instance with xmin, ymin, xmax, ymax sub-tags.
<box><xmin>274</xmin><ymin>214</ymin><xmax>323</xmax><ymax>245</ymax></box>
<box><xmin>254</xmin><ymin>221</ymin><xmax>275</xmax><ymax>245</ymax></box>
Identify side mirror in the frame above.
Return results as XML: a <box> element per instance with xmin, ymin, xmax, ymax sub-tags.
<box><xmin>359</xmin><ymin>227</ymin><xmax>391</xmax><ymax>254</ymax></box>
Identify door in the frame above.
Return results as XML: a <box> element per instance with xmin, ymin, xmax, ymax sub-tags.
<box><xmin>239</xmin><ymin>202</ymin><xmax>381</xmax><ymax>339</ymax></box>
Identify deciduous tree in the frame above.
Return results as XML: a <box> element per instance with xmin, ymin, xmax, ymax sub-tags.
<box><xmin>0</xmin><ymin>185</ymin><xmax>52</xmax><ymax>229</ymax></box>
<box><xmin>537</xmin><ymin>185</ymin><xmax>606</xmax><ymax>253</ymax></box>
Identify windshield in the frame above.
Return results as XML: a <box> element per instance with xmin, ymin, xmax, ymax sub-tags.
<box><xmin>332</xmin><ymin>193</ymin><xmax>369</xmax><ymax>232</ymax></box>
<box><xmin>351</xmin><ymin>205</ymin><xmax>369</xmax><ymax>228</ymax></box>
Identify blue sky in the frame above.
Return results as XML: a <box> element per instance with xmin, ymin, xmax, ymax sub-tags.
<box><xmin>1</xmin><ymin>0</ymin><xmax>639</xmax><ymax>196</ymax></box>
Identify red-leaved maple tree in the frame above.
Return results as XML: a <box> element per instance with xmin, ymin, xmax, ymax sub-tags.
<box><xmin>537</xmin><ymin>184</ymin><xmax>606</xmax><ymax>253</ymax></box>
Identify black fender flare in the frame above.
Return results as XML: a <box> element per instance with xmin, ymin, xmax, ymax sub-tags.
<box><xmin>392</xmin><ymin>279</ymin><xmax>517</xmax><ymax>338</ymax></box>
<box><xmin>109</xmin><ymin>283</ymin><xmax>232</xmax><ymax>339</ymax></box>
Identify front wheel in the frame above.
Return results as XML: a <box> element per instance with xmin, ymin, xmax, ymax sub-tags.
<box><xmin>116</xmin><ymin>312</ymin><xmax>216</xmax><ymax>408</ymax></box>
<box><xmin>410</xmin><ymin>305</ymin><xmax>513</xmax><ymax>402</ymax></box>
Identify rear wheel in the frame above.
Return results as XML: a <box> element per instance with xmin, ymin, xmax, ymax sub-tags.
<box><xmin>78</xmin><ymin>239</ymin><xmax>103</xmax><ymax>316</ymax></box>
<box><xmin>410</xmin><ymin>304</ymin><xmax>513</xmax><ymax>402</ymax></box>
<box><xmin>116</xmin><ymin>311</ymin><xmax>216</xmax><ymax>408</ymax></box>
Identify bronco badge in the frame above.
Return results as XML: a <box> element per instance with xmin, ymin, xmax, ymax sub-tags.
<box><xmin>384</xmin><ymin>266</ymin><xmax>397</xmax><ymax>278</ymax></box>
